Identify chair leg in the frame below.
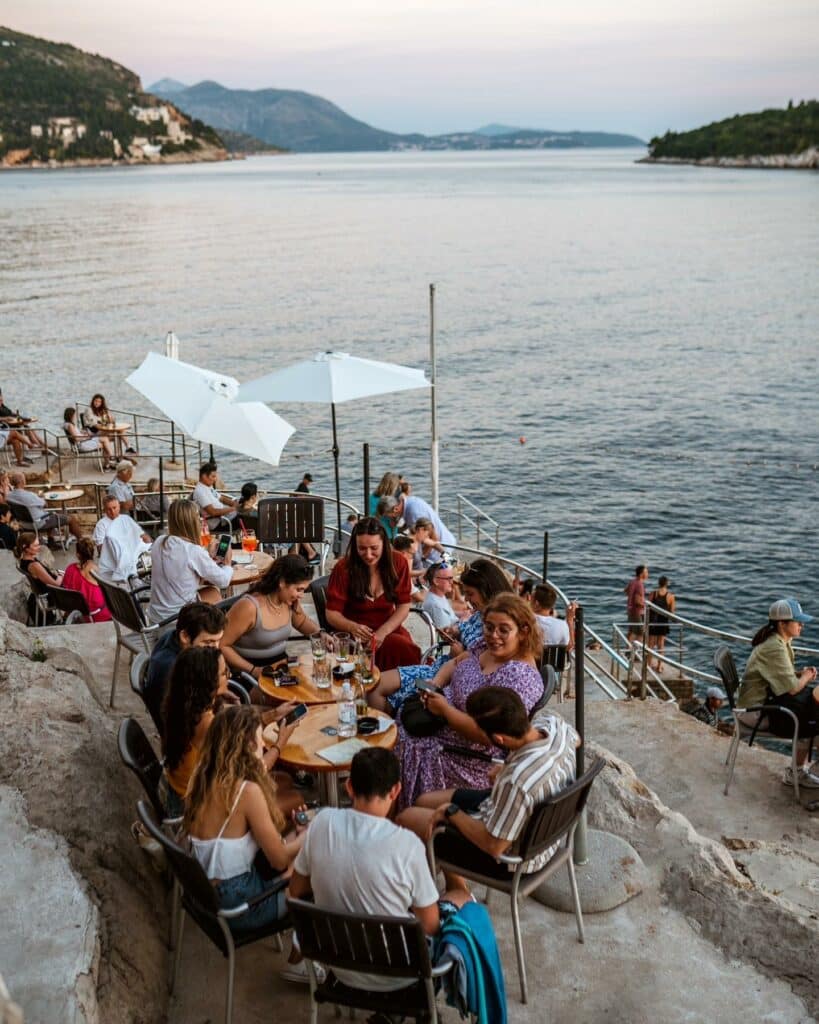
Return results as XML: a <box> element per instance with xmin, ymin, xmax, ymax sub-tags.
<box><xmin>483</xmin><ymin>886</ymin><xmax>492</xmax><ymax>906</ymax></box>
<box><xmin>169</xmin><ymin>878</ymin><xmax>180</xmax><ymax>950</ymax></box>
<box><xmin>110</xmin><ymin>642</ymin><xmax>121</xmax><ymax>708</ymax></box>
<box><xmin>567</xmin><ymin>855</ymin><xmax>585</xmax><ymax>944</ymax></box>
<box><xmin>225</xmin><ymin>937</ymin><xmax>236</xmax><ymax>1024</ymax></box>
<box><xmin>724</xmin><ymin>733</ymin><xmax>741</xmax><ymax>796</ymax></box>
<box><xmin>510</xmin><ymin>890</ymin><xmax>528</xmax><ymax>1003</ymax></box>
<box><xmin>171</xmin><ymin>909</ymin><xmax>186</xmax><ymax>993</ymax></box>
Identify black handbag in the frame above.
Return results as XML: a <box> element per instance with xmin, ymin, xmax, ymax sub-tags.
<box><xmin>400</xmin><ymin>693</ymin><xmax>446</xmax><ymax>737</ymax></box>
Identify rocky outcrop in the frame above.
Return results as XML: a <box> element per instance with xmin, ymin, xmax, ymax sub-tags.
<box><xmin>586</xmin><ymin>742</ymin><xmax>819</xmax><ymax>1018</ymax></box>
<box><xmin>0</xmin><ymin>612</ymin><xmax>168</xmax><ymax>1023</ymax></box>
<box><xmin>639</xmin><ymin>147</ymin><xmax>819</xmax><ymax>169</ymax></box>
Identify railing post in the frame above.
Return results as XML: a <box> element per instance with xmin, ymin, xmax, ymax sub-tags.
<box><xmin>42</xmin><ymin>428</ymin><xmax>49</xmax><ymax>479</ymax></box>
<box><xmin>640</xmin><ymin>603</ymin><xmax>650</xmax><ymax>699</ymax></box>
<box><xmin>573</xmin><ymin>605</ymin><xmax>588</xmax><ymax>865</ymax></box>
<box><xmin>542</xmin><ymin>531</ymin><xmax>549</xmax><ymax>582</ymax></box>
<box><xmin>457</xmin><ymin>496</ymin><xmax>462</xmax><ymax>542</ymax></box>
<box><xmin>158</xmin><ymin>455</ymin><xmax>165</xmax><ymax>533</ymax></box>
<box><xmin>475</xmin><ymin>513</ymin><xmax>480</xmax><ymax>550</ymax></box>
<box><xmin>182</xmin><ymin>435</ymin><xmax>188</xmax><ymax>479</ymax></box>
<box><xmin>170</xmin><ymin>421</ymin><xmax>177</xmax><ymax>464</ymax></box>
<box><xmin>133</xmin><ymin>413</ymin><xmax>139</xmax><ymax>453</ymax></box>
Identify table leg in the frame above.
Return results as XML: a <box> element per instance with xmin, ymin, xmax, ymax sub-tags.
<box><xmin>319</xmin><ymin>773</ymin><xmax>339</xmax><ymax>808</ymax></box>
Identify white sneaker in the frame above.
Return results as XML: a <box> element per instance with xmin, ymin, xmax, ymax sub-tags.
<box><xmin>782</xmin><ymin>766</ymin><xmax>819</xmax><ymax>789</ymax></box>
<box><xmin>279</xmin><ymin>960</ymin><xmax>326</xmax><ymax>985</ymax></box>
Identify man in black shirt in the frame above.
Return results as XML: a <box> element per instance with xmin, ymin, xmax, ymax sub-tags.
<box><xmin>295</xmin><ymin>472</ymin><xmax>313</xmax><ymax>493</ymax></box>
<box><xmin>0</xmin><ymin>504</ymin><xmax>18</xmax><ymax>550</ymax></box>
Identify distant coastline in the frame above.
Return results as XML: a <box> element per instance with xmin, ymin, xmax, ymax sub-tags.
<box><xmin>639</xmin><ymin>147</ymin><xmax>818</xmax><ymax>170</ymax></box>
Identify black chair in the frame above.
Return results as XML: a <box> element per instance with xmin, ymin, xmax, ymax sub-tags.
<box><xmin>118</xmin><ymin>717</ymin><xmax>165</xmax><ymax>820</ymax></box>
<box><xmin>713</xmin><ymin>645</ymin><xmax>804</xmax><ymax>801</ymax></box>
<box><xmin>429</xmin><ymin>758</ymin><xmax>605</xmax><ymax>1004</ymax></box>
<box><xmin>16</xmin><ymin>562</ymin><xmax>51</xmax><ymax>626</ymax></box>
<box><xmin>8</xmin><ymin>499</ymin><xmax>41</xmax><ymax>540</ymax></box>
<box><xmin>308</xmin><ymin>574</ymin><xmax>330</xmax><ymax>631</ymax></box>
<box><xmin>137</xmin><ymin>800</ymin><xmax>290</xmax><ymax>1024</ymax></box>
<box><xmin>287</xmin><ymin>898</ymin><xmax>455</xmax><ymax>1024</ymax></box>
<box><xmin>94</xmin><ymin>573</ymin><xmax>161</xmax><ymax>708</ymax></box>
<box><xmin>257</xmin><ymin>496</ymin><xmax>325</xmax><ymax>561</ymax></box>
<box><xmin>542</xmin><ymin>644</ymin><xmax>569</xmax><ymax>699</ymax></box>
<box><xmin>46</xmin><ymin>584</ymin><xmax>94</xmax><ymax>624</ymax></box>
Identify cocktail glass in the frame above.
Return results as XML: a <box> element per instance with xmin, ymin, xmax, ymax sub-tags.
<box><xmin>242</xmin><ymin>530</ymin><xmax>258</xmax><ymax>553</ymax></box>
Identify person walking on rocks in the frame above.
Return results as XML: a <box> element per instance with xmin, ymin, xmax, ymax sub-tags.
<box><xmin>624</xmin><ymin>565</ymin><xmax>649</xmax><ymax>643</ymax></box>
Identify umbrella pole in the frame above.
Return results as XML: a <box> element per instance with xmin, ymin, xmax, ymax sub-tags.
<box><xmin>429</xmin><ymin>283</ymin><xmax>439</xmax><ymax>512</ymax></box>
<box><xmin>158</xmin><ymin>456</ymin><xmax>165</xmax><ymax>533</ymax></box>
<box><xmin>331</xmin><ymin>403</ymin><xmax>343</xmax><ymax>555</ymax></box>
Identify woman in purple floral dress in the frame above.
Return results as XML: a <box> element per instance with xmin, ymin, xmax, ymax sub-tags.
<box><xmin>398</xmin><ymin>593</ymin><xmax>543</xmax><ymax>808</ymax></box>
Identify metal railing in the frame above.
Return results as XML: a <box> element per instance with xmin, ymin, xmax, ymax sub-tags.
<box><xmin>439</xmin><ymin>494</ymin><xmax>501</xmax><ymax>554</ymax></box>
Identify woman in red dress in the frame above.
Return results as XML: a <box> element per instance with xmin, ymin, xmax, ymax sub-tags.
<box><xmin>325</xmin><ymin>517</ymin><xmax>420</xmax><ymax>671</ymax></box>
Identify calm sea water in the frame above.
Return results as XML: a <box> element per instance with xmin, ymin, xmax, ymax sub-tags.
<box><xmin>1</xmin><ymin>150</ymin><xmax>817</xmax><ymax>658</ymax></box>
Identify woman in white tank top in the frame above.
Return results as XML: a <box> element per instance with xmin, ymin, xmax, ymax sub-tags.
<box><xmin>184</xmin><ymin>705</ymin><xmax>309</xmax><ymax>932</ymax></box>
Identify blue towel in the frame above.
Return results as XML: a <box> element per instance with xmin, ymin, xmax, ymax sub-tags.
<box><xmin>435</xmin><ymin>901</ymin><xmax>507</xmax><ymax>1024</ymax></box>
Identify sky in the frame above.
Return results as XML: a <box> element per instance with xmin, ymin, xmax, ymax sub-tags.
<box><xmin>4</xmin><ymin>0</ymin><xmax>818</xmax><ymax>139</ymax></box>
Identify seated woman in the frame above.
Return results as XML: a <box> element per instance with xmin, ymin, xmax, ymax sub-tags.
<box><xmin>82</xmin><ymin>393</ymin><xmax>136</xmax><ymax>455</ymax></box>
<box><xmin>369</xmin><ymin>557</ymin><xmax>513</xmax><ymax>713</ymax></box>
<box><xmin>325</xmin><ymin>516</ymin><xmax>420</xmax><ymax>671</ymax></box>
<box><xmin>393</xmin><ymin>534</ymin><xmax>426</xmax><ymax>603</ymax></box>
<box><xmin>147</xmin><ymin>499</ymin><xmax>235</xmax><ymax>624</ymax></box>
<box><xmin>411</xmin><ymin>518</ymin><xmax>447</xmax><ymax>571</ymax></box>
<box><xmin>236</xmin><ymin>482</ymin><xmax>260</xmax><ymax>530</ymax></box>
<box><xmin>221</xmin><ymin>554</ymin><xmax>322</xmax><ymax>680</ymax></box>
<box><xmin>185</xmin><ymin>705</ymin><xmax>309</xmax><ymax>932</ymax></box>
<box><xmin>737</xmin><ymin>598</ymin><xmax>819</xmax><ymax>788</ymax></box>
<box><xmin>62</xmin><ymin>537</ymin><xmax>112</xmax><ymax>622</ymax></box>
<box><xmin>139</xmin><ymin>477</ymin><xmax>171</xmax><ymax>518</ymax></box>
<box><xmin>15</xmin><ymin>531</ymin><xmax>63</xmax><ymax>590</ymax></box>
<box><xmin>368</xmin><ymin>471</ymin><xmax>400</xmax><ymax>538</ymax></box>
<box><xmin>397</xmin><ymin>593</ymin><xmax>544</xmax><ymax>808</ymax></box>
<box><xmin>62</xmin><ymin>407</ymin><xmax>116</xmax><ymax>470</ymax></box>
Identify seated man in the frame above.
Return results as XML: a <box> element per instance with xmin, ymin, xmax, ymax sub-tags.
<box><xmin>96</xmin><ymin>510</ymin><xmax>152</xmax><ymax>583</ymax></box>
<box><xmin>0</xmin><ymin>387</ymin><xmax>45</xmax><ymax>453</ymax></box>
<box><xmin>421</xmin><ymin>563</ymin><xmax>459</xmax><ymax>629</ymax></box>
<box><xmin>143</xmin><ymin>602</ymin><xmax>226</xmax><ymax>729</ymax></box>
<box><xmin>191</xmin><ymin>460</ymin><xmax>237</xmax><ymax>530</ymax></box>
<box><xmin>94</xmin><ymin>494</ymin><xmax>130</xmax><ymax>548</ymax></box>
<box><xmin>681</xmin><ymin>686</ymin><xmax>728</xmax><ymax>729</ymax></box>
<box><xmin>0</xmin><ymin>423</ymin><xmax>33</xmax><ymax>467</ymax></box>
<box><xmin>396</xmin><ymin>491</ymin><xmax>456</xmax><ymax>549</ymax></box>
<box><xmin>287</xmin><ymin>747</ymin><xmax>467</xmax><ymax>988</ymax></box>
<box><xmin>107</xmin><ymin>461</ymin><xmax>136</xmax><ymax>513</ymax></box>
<box><xmin>0</xmin><ymin>502</ymin><xmax>18</xmax><ymax>550</ymax></box>
<box><xmin>531</xmin><ymin>584</ymin><xmax>571</xmax><ymax>647</ymax></box>
<box><xmin>398</xmin><ymin>686</ymin><xmax>579</xmax><ymax>890</ymax></box>
<box><xmin>7</xmin><ymin>471</ymin><xmax>82</xmax><ymax>542</ymax></box>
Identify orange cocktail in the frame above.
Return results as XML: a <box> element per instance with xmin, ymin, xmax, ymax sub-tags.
<box><xmin>241</xmin><ymin>533</ymin><xmax>258</xmax><ymax>553</ymax></box>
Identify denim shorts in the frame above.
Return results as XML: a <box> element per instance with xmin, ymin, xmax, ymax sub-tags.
<box><xmin>216</xmin><ymin>864</ymin><xmax>287</xmax><ymax>932</ymax></box>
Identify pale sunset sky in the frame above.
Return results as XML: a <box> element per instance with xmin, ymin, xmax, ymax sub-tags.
<box><xmin>4</xmin><ymin>0</ymin><xmax>817</xmax><ymax>138</ymax></box>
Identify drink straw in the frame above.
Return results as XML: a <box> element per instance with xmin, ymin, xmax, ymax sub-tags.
<box><xmin>238</xmin><ymin>518</ymin><xmax>248</xmax><ymax>537</ymax></box>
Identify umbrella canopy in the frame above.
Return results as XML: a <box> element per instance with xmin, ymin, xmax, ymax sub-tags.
<box><xmin>127</xmin><ymin>352</ymin><xmax>295</xmax><ymax>467</ymax></box>
<box><xmin>237</xmin><ymin>351</ymin><xmax>430</xmax><ymax>549</ymax></box>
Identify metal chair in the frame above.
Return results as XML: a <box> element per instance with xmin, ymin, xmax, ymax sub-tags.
<box><xmin>409</xmin><ymin>605</ymin><xmax>437</xmax><ymax>654</ymax></box>
<box><xmin>308</xmin><ymin>574</ymin><xmax>330</xmax><ymax>631</ymax></box>
<box><xmin>136</xmin><ymin>801</ymin><xmax>290</xmax><ymax>1024</ymax></box>
<box><xmin>713</xmin><ymin>645</ymin><xmax>804</xmax><ymax>801</ymax></box>
<box><xmin>429</xmin><ymin>757</ymin><xmax>605</xmax><ymax>1003</ymax></box>
<box><xmin>8</xmin><ymin>499</ymin><xmax>41</xmax><ymax>540</ymax></box>
<box><xmin>94</xmin><ymin>573</ymin><xmax>161</xmax><ymax>708</ymax></box>
<box><xmin>61</xmin><ymin>426</ymin><xmax>103</xmax><ymax>475</ymax></box>
<box><xmin>118</xmin><ymin>717</ymin><xmax>166</xmax><ymax>820</ymax></box>
<box><xmin>17</xmin><ymin>563</ymin><xmax>51</xmax><ymax>626</ymax></box>
<box><xmin>287</xmin><ymin>897</ymin><xmax>455</xmax><ymax>1024</ymax></box>
<box><xmin>542</xmin><ymin>644</ymin><xmax>569</xmax><ymax>700</ymax></box>
<box><xmin>257</xmin><ymin>496</ymin><xmax>325</xmax><ymax>563</ymax></box>
<box><xmin>46</xmin><ymin>584</ymin><xmax>94</xmax><ymax>624</ymax></box>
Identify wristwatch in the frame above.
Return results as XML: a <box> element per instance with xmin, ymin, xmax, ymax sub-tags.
<box><xmin>444</xmin><ymin>803</ymin><xmax>460</xmax><ymax>820</ymax></box>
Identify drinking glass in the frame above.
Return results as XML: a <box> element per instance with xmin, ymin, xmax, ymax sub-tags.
<box><xmin>335</xmin><ymin>632</ymin><xmax>352</xmax><ymax>664</ymax></box>
<box><xmin>310</xmin><ymin>633</ymin><xmax>326</xmax><ymax>662</ymax></box>
<box><xmin>242</xmin><ymin>530</ymin><xmax>257</xmax><ymax>554</ymax></box>
<box><xmin>313</xmin><ymin>656</ymin><xmax>331</xmax><ymax>690</ymax></box>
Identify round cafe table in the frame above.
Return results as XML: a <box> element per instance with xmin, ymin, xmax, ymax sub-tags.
<box><xmin>96</xmin><ymin>422</ymin><xmax>131</xmax><ymax>458</ymax></box>
<box><xmin>258</xmin><ymin>657</ymin><xmax>381</xmax><ymax>706</ymax></box>
<box><xmin>225</xmin><ymin>549</ymin><xmax>272</xmax><ymax>590</ymax></box>
<box><xmin>277</xmin><ymin>704</ymin><xmax>396</xmax><ymax>806</ymax></box>
<box><xmin>41</xmin><ymin>488</ymin><xmax>85</xmax><ymax>503</ymax></box>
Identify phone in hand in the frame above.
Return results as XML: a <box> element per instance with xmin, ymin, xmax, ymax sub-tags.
<box><xmin>214</xmin><ymin>533</ymin><xmax>232</xmax><ymax>563</ymax></box>
<box><xmin>283</xmin><ymin>702</ymin><xmax>308</xmax><ymax>726</ymax></box>
<box><xmin>416</xmin><ymin>680</ymin><xmax>439</xmax><ymax>695</ymax></box>
<box><xmin>294</xmin><ymin>808</ymin><xmax>311</xmax><ymax>826</ymax></box>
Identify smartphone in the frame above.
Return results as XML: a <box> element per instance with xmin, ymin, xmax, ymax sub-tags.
<box><xmin>287</xmin><ymin>654</ymin><xmax>299</xmax><ymax>665</ymax></box>
<box><xmin>416</xmin><ymin>680</ymin><xmax>439</xmax><ymax>695</ymax></box>
<box><xmin>283</xmin><ymin>702</ymin><xmax>307</xmax><ymax>726</ymax></box>
<box><xmin>261</xmin><ymin>665</ymin><xmax>297</xmax><ymax>684</ymax></box>
<box><xmin>294</xmin><ymin>809</ymin><xmax>310</xmax><ymax>826</ymax></box>
<box><xmin>214</xmin><ymin>533</ymin><xmax>232</xmax><ymax>563</ymax></box>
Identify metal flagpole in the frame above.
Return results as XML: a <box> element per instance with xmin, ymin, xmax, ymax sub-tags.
<box><xmin>429</xmin><ymin>283</ymin><xmax>439</xmax><ymax>512</ymax></box>
<box><xmin>331</xmin><ymin>403</ymin><xmax>343</xmax><ymax>555</ymax></box>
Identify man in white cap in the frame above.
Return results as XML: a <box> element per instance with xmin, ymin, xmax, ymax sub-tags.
<box><xmin>682</xmin><ymin>686</ymin><xmax>727</xmax><ymax>728</ymax></box>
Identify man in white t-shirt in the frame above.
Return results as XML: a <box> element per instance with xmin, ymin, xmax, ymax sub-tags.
<box><xmin>288</xmin><ymin>747</ymin><xmax>466</xmax><ymax>991</ymax></box>
<box><xmin>191</xmin><ymin>460</ymin><xmax>237</xmax><ymax>530</ymax></box>
<box><xmin>532</xmin><ymin>584</ymin><xmax>571</xmax><ymax>647</ymax></box>
<box><xmin>93</xmin><ymin>494</ymin><xmax>152</xmax><ymax>550</ymax></box>
<box><xmin>97</xmin><ymin>512</ymin><xmax>152</xmax><ymax>583</ymax></box>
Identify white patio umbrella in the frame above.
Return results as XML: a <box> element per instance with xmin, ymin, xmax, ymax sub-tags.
<box><xmin>237</xmin><ymin>351</ymin><xmax>430</xmax><ymax>548</ymax></box>
<box><xmin>126</xmin><ymin>352</ymin><xmax>295</xmax><ymax>467</ymax></box>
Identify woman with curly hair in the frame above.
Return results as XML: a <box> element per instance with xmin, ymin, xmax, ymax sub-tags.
<box><xmin>369</xmin><ymin>557</ymin><xmax>513</xmax><ymax>713</ymax></box>
<box><xmin>184</xmin><ymin>705</ymin><xmax>308</xmax><ymax>932</ymax></box>
<box><xmin>160</xmin><ymin>646</ymin><xmax>232</xmax><ymax>817</ymax></box>
<box><xmin>325</xmin><ymin>516</ymin><xmax>420</xmax><ymax>670</ymax></box>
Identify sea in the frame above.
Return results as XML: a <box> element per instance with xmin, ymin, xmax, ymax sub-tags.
<box><xmin>1</xmin><ymin>148</ymin><xmax>817</xmax><ymax>666</ymax></box>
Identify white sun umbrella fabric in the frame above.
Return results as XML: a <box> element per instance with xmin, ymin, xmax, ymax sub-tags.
<box><xmin>237</xmin><ymin>351</ymin><xmax>430</xmax><ymax>545</ymax></box>
<box><xmin>126</xmin><ymin>352</ymin><xmax>295</xmax><ymax>466</ymax></box>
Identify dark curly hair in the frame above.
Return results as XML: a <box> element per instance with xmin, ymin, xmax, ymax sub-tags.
<box><xmin>460</xmin><ymin>558</ymin><xmax>513</xmax><ymax>606</ymax></box>
<box><xmin>346</xmin><ymin>516</ymin><xmax>399</xmax><ymax>603</ymax></box>
<box><xmin>162</xmin><ymin>646</ymin><xmax>222</xmax><ymax>773</ymax></box>
<box><xmin>250</xmin><ymin>553</ymin><xmax>312</xmax><ymax>596</ymax></box>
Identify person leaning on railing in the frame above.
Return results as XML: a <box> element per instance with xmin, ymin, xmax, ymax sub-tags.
<box><xmin>737</xmin><ymin>598</ymin><xmax>819</xmax><ymax>789</ymax></box>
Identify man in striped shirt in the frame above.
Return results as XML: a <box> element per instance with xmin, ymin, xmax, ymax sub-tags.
<box><xmin>398</xmin><ymin>686</ymin><xmax>580</xmax><ymax>886</ymax></box>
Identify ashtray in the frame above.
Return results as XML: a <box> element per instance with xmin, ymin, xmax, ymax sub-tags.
<box><xmin>356</xmin><ymin>716</ymin><xmax>378</xmax><ymax>735</ymax></box>
<box><xmin>333</xmin><ymin>663</ymin><xmax>354</xmax><ymax>679</ymax></box>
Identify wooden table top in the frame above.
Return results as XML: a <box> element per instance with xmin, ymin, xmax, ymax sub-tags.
<box><xmin>277</xmin><ymin>704</ymin><xmax>396</xmax><ymax>774</ymax></box>
<box><xmin>257</xmin><ymin>657</ymin><xmax>380</xmax><ymax>705</ymax></box>
<box><xmin>228</xmin><ymin>549</ymin><xmax>272</xmax><ymax>586</ymax></box>
<box><xmin>97</xmin><ymin>422</ymin><xmax>130</xmax><ymax>432</ymax></box>
<box><xmin>41</xmin><ymin>489</ymin><xmax>85</xmax><ymax>502</ymax></box>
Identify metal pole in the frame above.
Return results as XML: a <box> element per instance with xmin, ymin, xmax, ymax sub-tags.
<box><xmin>640</xmin><ymin>603</ymin><xmax>649</xmax><ymax>700</ymax></box>
<box><xmin>209</xmin><ymin>444</ymin><xmax>214</xmax><ymax>463</ymax></box>
<box><xmin>363</xmin><ymin>442</ymin><xmax>370</xmax><ymax>515</ymax></box>
<box><xmin>170</xmin><ymin>421</ymin><xmax>177</xmax><ymax>464</ymax></box>
<box><xmin>331</xmin><ymin>403</ymin><xmax>342</xmax><ymax>555</ymax></box>
<box><xmin>158</xmin><ymin>456</ymin><xmax>165</xmax><ymax>533</ymax></box>
<box><xmin>429</xmin><ymin>283</ymin><xmax>439</xmax><ymax>512</ymax></box>
<box><xmin>542</xmin><ymin>531</ymin><xmax>549</xmax><ymax>582</ymax></box>
<box><xmin>573</xmin><ymin>604</ymin><xmax>588</xmax><ymax>864</ymax></box>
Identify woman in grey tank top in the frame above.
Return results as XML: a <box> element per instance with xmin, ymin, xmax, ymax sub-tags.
<box><xmin>221</xmin><ymin>555</ymin><xmax>322</xmax><ymax>679</ymax></box>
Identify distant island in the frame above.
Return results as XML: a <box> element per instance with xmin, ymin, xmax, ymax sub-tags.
<box><xmin>0</xmin><ymin>27</ymin><xmax>228</xmax><ymax>168</ymax></box>
<box><xmin>643</xmin><ymin>100</ymin><xmax>819</xmax><ymax>169</ymax></box>
<box><xmin>148</xmin><ymin>79</ymin><xmax>645</xmax><ymax>154</ymax></box>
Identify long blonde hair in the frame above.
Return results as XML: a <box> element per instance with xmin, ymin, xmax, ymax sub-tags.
<box><xmin>374</xmin><ymin>472</ymin><xmax>400</xmax><ymax>498</ymax></box>
<box><xmin>165</xmin><ymin>498</ymin><xmax>201</xmax><ymax>546</ymax></box>
<box><xmin>184</xmin><ymin>705</ymin><xmax>285</xmax><ymax>834</ymax></box>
